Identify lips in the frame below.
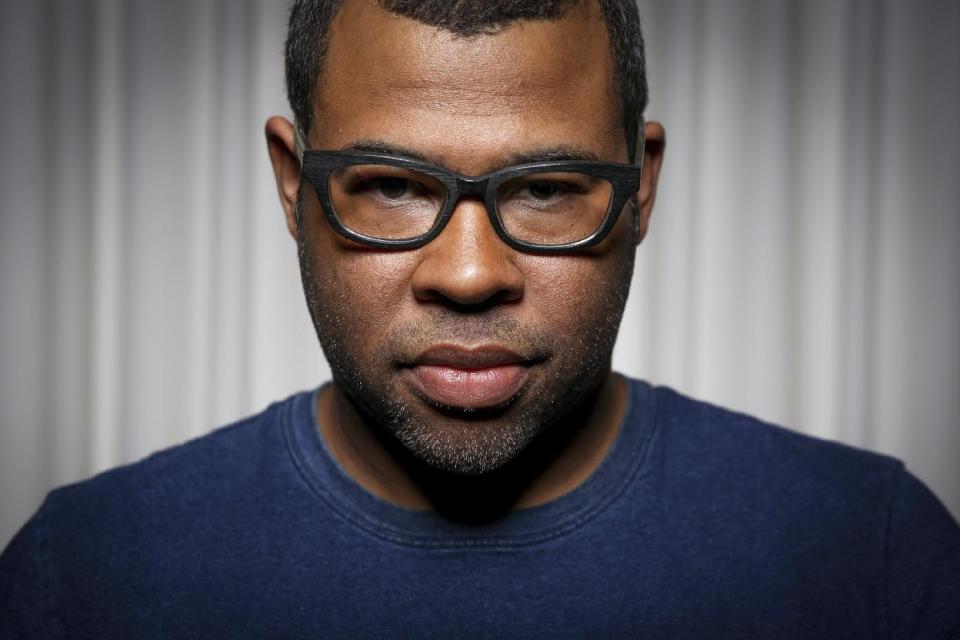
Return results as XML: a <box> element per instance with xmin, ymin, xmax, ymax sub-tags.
<box><xmin>404</xmin><ymin>345</ymin><xmax>532</xmax><ymax>410</ymax></box>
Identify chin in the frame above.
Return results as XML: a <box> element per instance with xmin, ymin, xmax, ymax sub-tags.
<box><xmin>387</xmin><ymin>402</ymin><xmax>547</xmax><ymax>475</ymax></box>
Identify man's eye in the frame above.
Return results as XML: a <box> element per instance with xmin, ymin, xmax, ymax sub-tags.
<box><xmin>514</xmin><ymin>180</ymin><xmax>580</xmax><ymax>203</ymax></box>
<box><xmin>366</xmin><ymin>177</ymin><xmax>415</xmax><ymax>200</ymax></box>
<box><xmin>525</xmin><ymin>181</ymin><xmax>561</xmax><ymax>200</ymax></box>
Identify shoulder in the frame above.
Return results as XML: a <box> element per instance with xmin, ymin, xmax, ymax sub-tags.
<box><xmin>7</xmin><ymin>389</ymin><xmax>312</xmax><ymax>564</ymax></box>
<box><xmin>50</xmin><ymin>391</ymin><xmax>303</xmax><ymax>513</ymax></box>
<box><xmin>644</xmin><ymin>381</ymin><xmax>905</xmax><ymax>495</ymax></box>
<box><xmin>624</xmin><ymin>379</ymin><xmax>960</xmax><ymax>633</ymax></box>
<box><xmin>638</xmin><ymin>378</ymin><xmax>959</xmax><ymax>554</ymax></box>
<box><xmin>0</xmin><ymin>390</ymin><xmax>316</xmax><ymax>634</ymax></box>
<box><xmin>627</xmin><ymin>379</ymin><xmax>914</xmax><ymax>546</ymax></box>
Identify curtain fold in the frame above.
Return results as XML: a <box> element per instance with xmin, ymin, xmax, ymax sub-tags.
<box><xmin>2</xmin><ymin>0</ymin><xmax>958</xmax><ymax>547</ymax></box>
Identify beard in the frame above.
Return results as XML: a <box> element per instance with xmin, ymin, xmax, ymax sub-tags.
<box><xmin>339</xmin><ymin>316</ymin><xmax>611</xmax><ymax>475</ymax></box>
<box><xmin>296</xmin><ymin>198</ymin><xmax>634</xmax><ymax>476</ymax></box>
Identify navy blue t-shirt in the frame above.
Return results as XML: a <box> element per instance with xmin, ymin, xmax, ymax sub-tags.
<box><xmin>2</xmin><ymin>378</ymin><xmax>958</xmax><ymax>638</ymax></box>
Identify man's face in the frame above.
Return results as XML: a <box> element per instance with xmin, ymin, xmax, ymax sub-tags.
<box><xmin>296</xmin><ymin>0</ymin><xmax>646</xmax><ymax>474</ymax></box>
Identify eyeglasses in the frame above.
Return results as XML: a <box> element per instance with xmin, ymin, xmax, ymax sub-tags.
<box><xmin>297</xmin><ymin>135</ymin><xmax>644</xmax><ymax>253</ymax></box>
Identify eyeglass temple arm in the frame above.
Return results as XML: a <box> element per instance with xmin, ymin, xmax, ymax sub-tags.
<box><xmin>634</xmin><ymin>118</ymin><xmax>646</xmax><ymax>168</ymax></box>
<box><xmin>294</xmin><ymin>125</ymin><xmax>308</xmax><ymax>164</ymax></box>
<box><xmin>630</xmin><ymin>120</ymin><xmax>646</xmax><ymax>223</ymax></box>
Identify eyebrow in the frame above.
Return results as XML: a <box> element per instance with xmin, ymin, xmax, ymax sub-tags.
<box><xmin>340</xmin><ymin>139</ymin><xmax>602</xmax><ymax>172</ymax></box>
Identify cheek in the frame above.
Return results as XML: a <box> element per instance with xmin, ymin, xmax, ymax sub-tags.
<box><xmin>520</xmin><ymin>209</ymin><xmax>637</xmax><ymax>309</ymax></box>
<box><xmin>519</xmin><ymin>248</ymin><xmax>634</xmax><ymax>336</ymax></box>
<box><xmin>310</xmin><ymin>239</ymin><xmax>421</xmax><ymax>355</ymax></box>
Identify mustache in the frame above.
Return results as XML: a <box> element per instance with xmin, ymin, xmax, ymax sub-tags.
<box><xmin>386</xmin><ymin>310</ymin><xmax>553</xmax><ymax>364</ymax></box>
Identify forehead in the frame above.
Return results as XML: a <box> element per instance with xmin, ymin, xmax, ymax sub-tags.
<box><xmin>312</xmin><ymin>0</ymin><xmax>625</xmax><ymax>171</ymax></box>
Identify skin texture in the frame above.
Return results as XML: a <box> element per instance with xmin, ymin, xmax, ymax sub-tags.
<box><xmin>266</xmin><ymin>0</ymin><xmax>665</xmax><ymax>517</ymax></box>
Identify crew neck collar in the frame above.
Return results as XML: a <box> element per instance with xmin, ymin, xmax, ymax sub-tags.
<box><xmin>283</xmin><ymin>376</ymin><xmax>657</xmax><ymax>549</ymax></box>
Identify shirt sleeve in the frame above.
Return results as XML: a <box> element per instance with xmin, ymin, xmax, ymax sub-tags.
<box><xmin>885</xmin><ymin>468</ymin><xmax>960</xmax><ymax>639</ymax></box>
<box><xmin>0</xmin><ymin>498</ymin><xmax>68</xmax><ymax>639</ymax></box>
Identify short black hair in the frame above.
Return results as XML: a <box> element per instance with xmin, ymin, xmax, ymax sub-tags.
<box><xmin>285</xmin><ymin>0</ymin><xmax>647</xmax><ymax>161</ymax></box>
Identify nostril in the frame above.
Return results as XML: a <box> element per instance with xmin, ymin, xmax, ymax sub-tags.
<box><xmin>426</xmin><ymin>293</ymin><xmax>522</xmax><ymax>314</ymax></box>
<box><xmin>412</xmin><ymin>260</ymin><xmax>525</xmax><ymax>307</ymax></box>
<box><xmin>410</xmin><ymin>244</ymin><xmax>525</xmax><ymax>307</ymax></box>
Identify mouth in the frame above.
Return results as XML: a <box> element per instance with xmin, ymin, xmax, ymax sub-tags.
<box><xmin>402</xmin><ymin>345</ymin><xmax>535</xmax><ymax>411</ymax></box>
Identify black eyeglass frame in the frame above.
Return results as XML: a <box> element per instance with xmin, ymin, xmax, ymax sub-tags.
<box><xmin>299</xmin><ymin>147</ymin><xmax>644</xmax><ymax>254</ymax></box>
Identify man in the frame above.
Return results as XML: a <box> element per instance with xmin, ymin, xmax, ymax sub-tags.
<box><xmin>1</xmin><ymin>0</ymin><xmax>958</xmax><ymax>636</ymax></box>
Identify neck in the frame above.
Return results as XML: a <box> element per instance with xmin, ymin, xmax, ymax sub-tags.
<box><xmin>316</xmin><ymin>372</ymin><xmax>627</xmax><ymax>522</ymax></box>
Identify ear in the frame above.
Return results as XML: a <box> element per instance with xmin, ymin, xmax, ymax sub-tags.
<box><xmin>265</xmin><ymin>116</ymin><xmax>302</xmax><ymax>240</ymax></box>
<box><xmin>633</xmin><ymin>121</ymin><xmax>666</xmax><ymax>245</ymax></box>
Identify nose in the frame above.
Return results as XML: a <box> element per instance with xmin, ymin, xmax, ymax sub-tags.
<box><xmin>410</xmin><ymin>198</ymin><xmax>524</xmax><ymax>307</ymax></box>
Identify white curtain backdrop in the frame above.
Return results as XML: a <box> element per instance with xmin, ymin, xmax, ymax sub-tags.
<box><xmin>2</xmin><ymin>0</ymin><xmax>958</xmax><ymax>548</ymax></box>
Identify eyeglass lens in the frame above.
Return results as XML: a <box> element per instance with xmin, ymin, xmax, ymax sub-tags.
<box><xmin>327</xmin><ymin>164</ymin><xmax>613</xmax><ymax>246</ymax></box>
